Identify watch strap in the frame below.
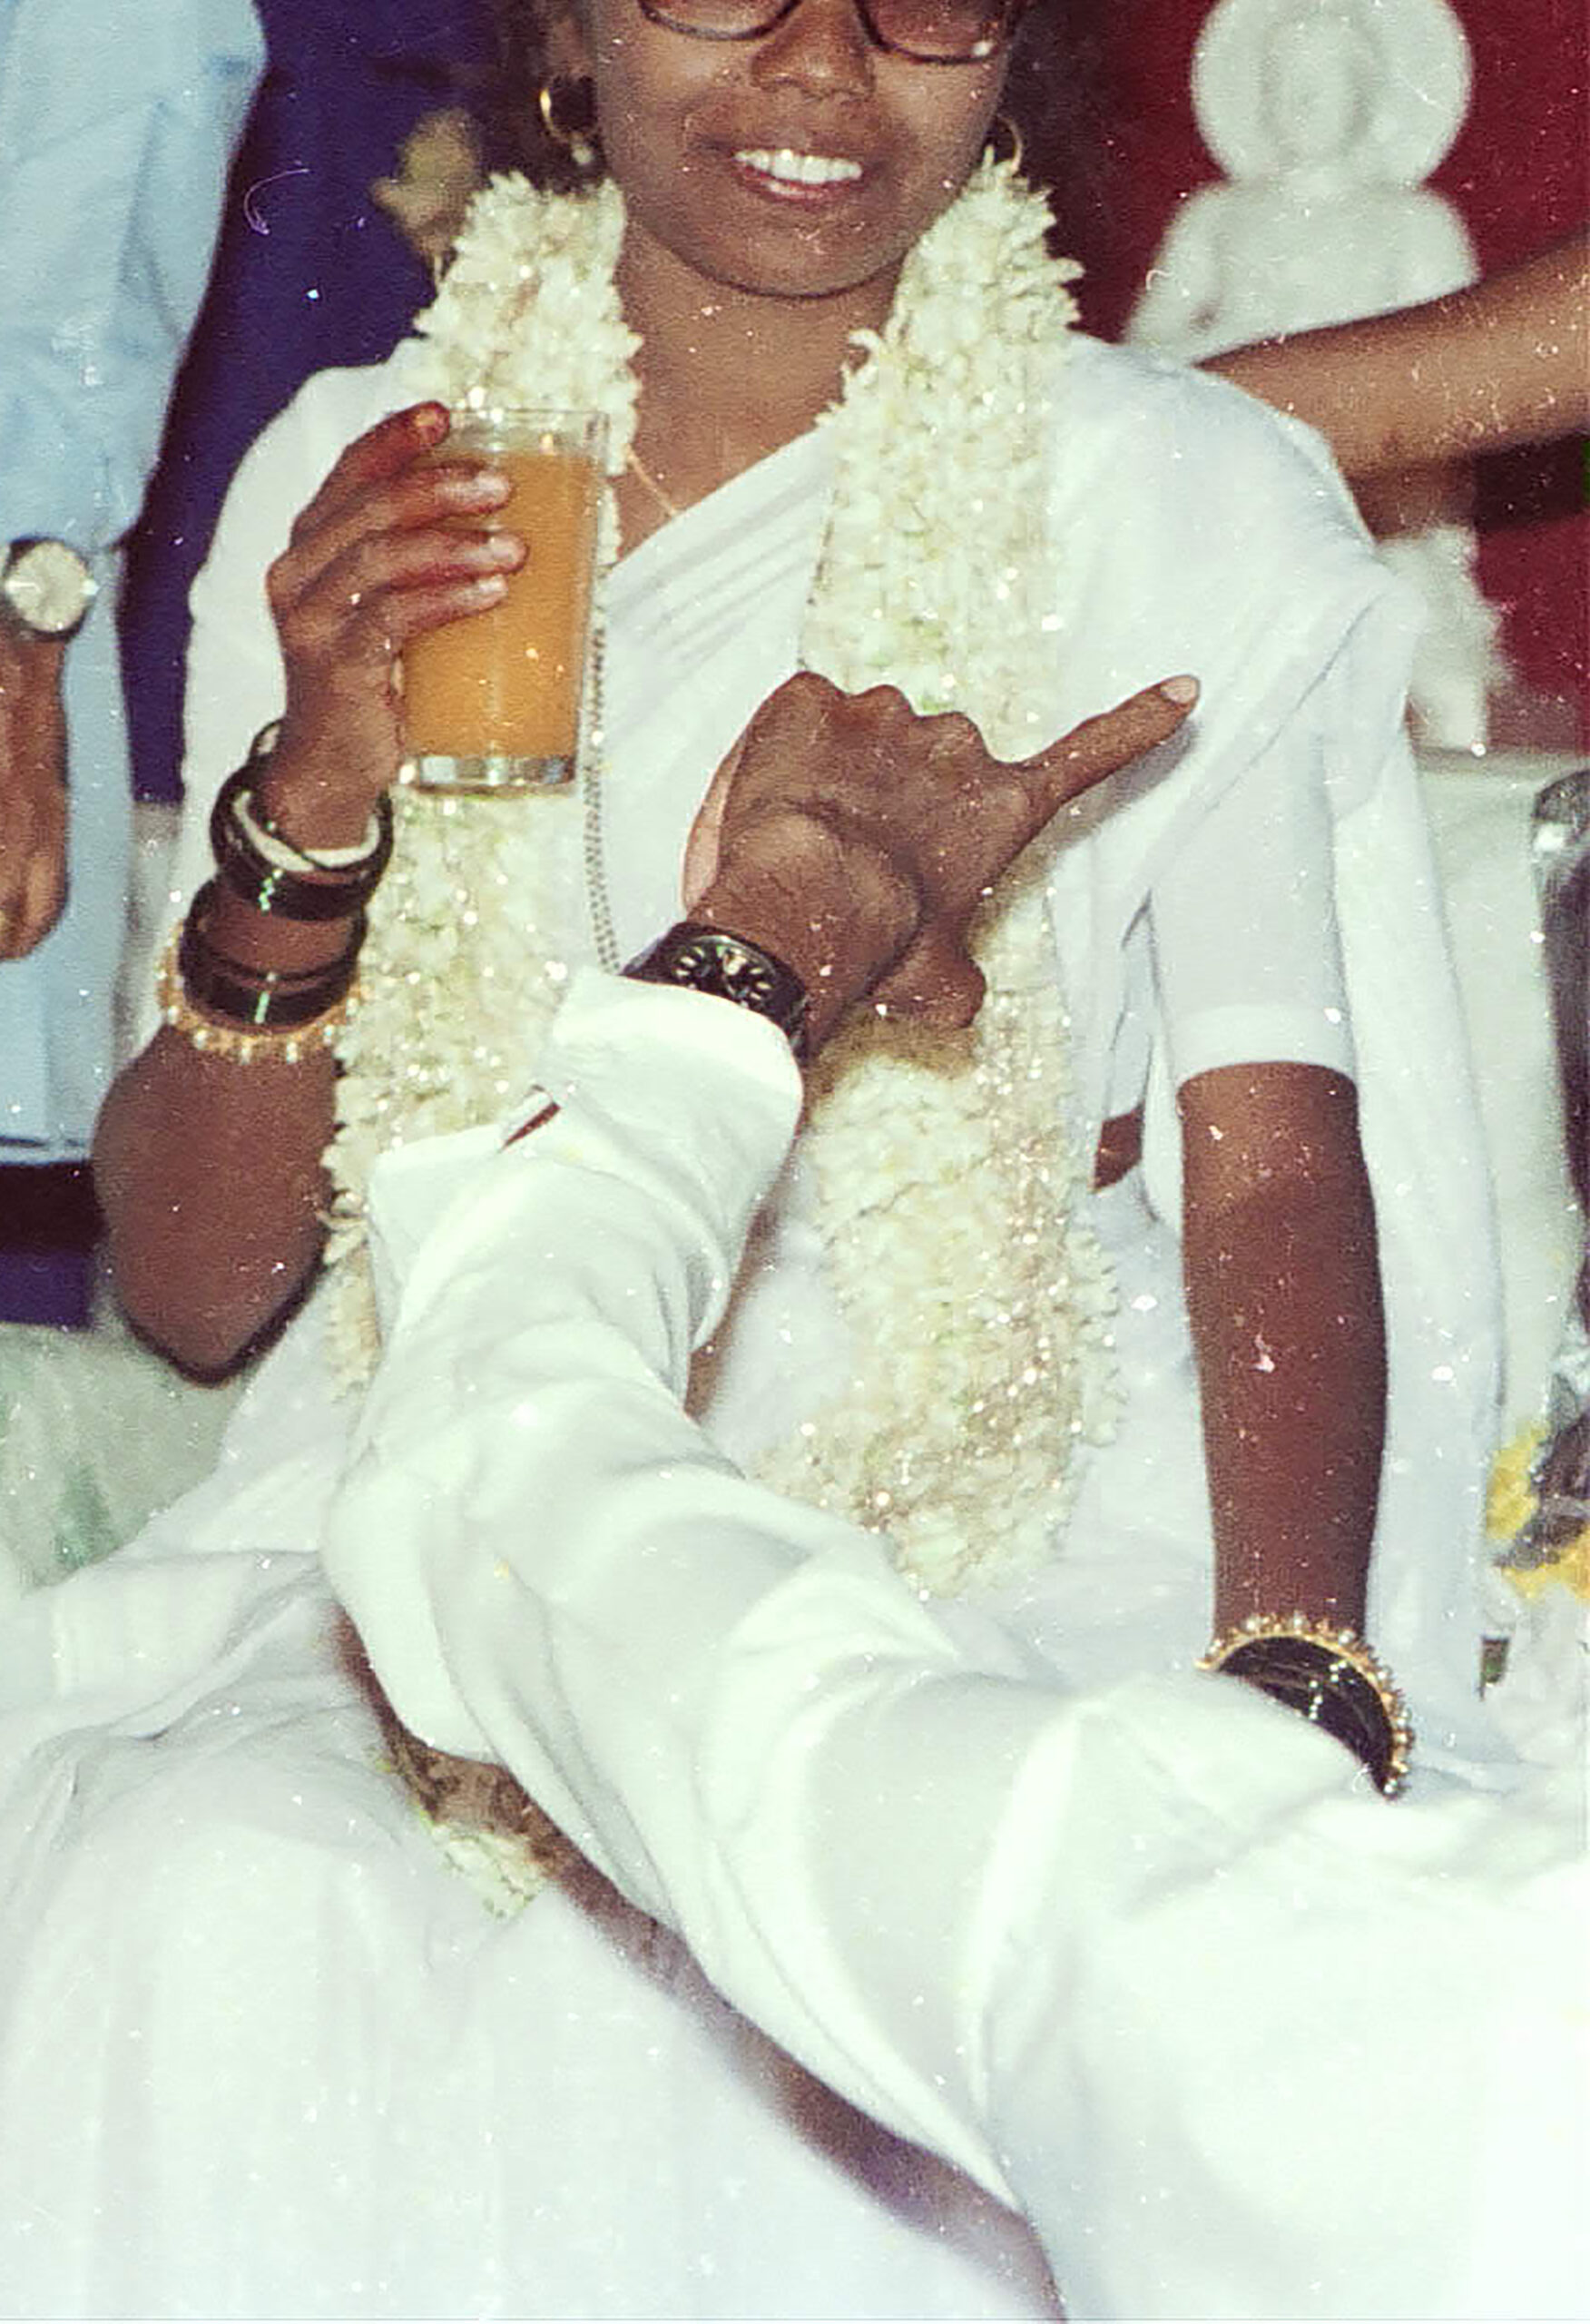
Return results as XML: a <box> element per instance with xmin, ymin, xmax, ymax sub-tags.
<box><xmin>623</xmin><ymin>921</ymin><xmax>810</xmax><ymax>1059</ymax></box>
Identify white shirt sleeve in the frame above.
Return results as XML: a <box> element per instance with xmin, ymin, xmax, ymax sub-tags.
<box><xmin>324</xmin><ymin>970</ymin><xmax>1585</xmax><ymax>2324</ymax></box>
<box><xmin>1151</xmin><ymin>713</ymin><xmax>1355</xmax><ymax>1090</ymax></box>
<box><xmin>323</xmin><ymin>971</ymin><xmax>1362</xmax><ymax>2212</ymax></box>
<box><xmin>1105</xmin><ymin>723</ymin><xmax>1354</xmax><ymax>1122</ymax></box>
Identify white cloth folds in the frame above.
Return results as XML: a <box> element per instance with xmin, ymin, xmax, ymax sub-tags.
<box><xmin>330</xmin><ymin>973</ymin><xmax>1590</xmax><ymax>2324</ymax></box>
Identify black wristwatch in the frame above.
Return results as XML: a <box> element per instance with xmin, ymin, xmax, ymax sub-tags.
<box><xmin>624</xmin><ymin>921</ymin><xmax>810</xmax><ymax>1059</ymax></box>
<box><xmin>1</xmin><ymin>538</ymin><xmax>98</xmax><ymax>640</ymax></box>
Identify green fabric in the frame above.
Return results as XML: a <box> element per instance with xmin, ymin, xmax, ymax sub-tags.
<box><xmin>0</xmin><ymin>1324</ymin><xmax>240</xmax><ymax>1602</ymax></box>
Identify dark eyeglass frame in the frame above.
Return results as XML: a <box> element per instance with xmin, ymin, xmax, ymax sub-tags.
<box><xmin>634</xmin><ymin>0</ymin><xmax>1027</xmax><ymax>65</ymax></box>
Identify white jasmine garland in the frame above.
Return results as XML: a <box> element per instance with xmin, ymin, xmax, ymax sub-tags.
<box><xmin>327</xmin><ymin>157</ymin><xmax>1121</xmax><ymax>1612</ymax></box>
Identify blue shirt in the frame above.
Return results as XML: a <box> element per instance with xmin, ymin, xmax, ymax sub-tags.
<box><xmin>0</xmin><ymin>0</ymin><xmax>262</xmax><ymax>1167</ymax></box>
<box><xmin>0</xmin><ymin>0</ymin><xmax>264</xmax><ymax>551</ymax></box>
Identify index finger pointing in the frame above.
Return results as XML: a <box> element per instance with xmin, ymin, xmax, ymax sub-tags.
<box><xmin>1019</xmin><ymin>675</ymin><xmax>1200</xmax><ymax>826</ymax></box>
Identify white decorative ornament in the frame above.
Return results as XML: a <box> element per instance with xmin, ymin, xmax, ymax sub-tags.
<box><xmin>1128</xmin><ymin>0</ymin><xmax>1502</xmax><ymax>751</ymax></box>
<box><xmin>1191</xmin><ymin>0</ymin><xmax>1471</xmax><ymax>191</ymax></box>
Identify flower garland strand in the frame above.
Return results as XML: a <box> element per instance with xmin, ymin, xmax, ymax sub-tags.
<box><xmin>319</xmin><ymin>182</ymin><xmax>635</xmax><ymax>1366</ymax></box>
<box><xmin>325</xmin><ymin>161</ymin><xmax>1119</xmax><ymax>1610</ymax></box>
<box><xmin>753</xmin><ymin>161</ymin><xmax>1120</xmax><ymax>1590</ymax></box>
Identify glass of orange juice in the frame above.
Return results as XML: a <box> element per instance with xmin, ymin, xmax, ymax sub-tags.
<box><xmin>402</xmin><ymin>408</ymin><xmax>606</xmax><ymax>793</ymax></box>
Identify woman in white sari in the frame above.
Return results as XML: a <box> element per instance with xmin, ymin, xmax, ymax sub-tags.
<box><xmin>0</xmin><ymin>0</ymin><xmax>1507</xmax><ymax>2311</ymax></box>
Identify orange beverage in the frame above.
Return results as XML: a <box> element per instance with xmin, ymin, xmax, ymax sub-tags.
<box><xmin>402</xmin><ymin>409</ymin><xmax>605</xmax><ymax>793</ymax></box>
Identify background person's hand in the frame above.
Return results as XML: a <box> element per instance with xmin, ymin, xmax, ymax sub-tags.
<box><xmin>257</xmin><ymin>403</ymin><xmax>525</xmax><ymax>847</ymax></box>
<box><xmin>685</xmin><ymin>671</ymin><xmax>1198</xmax><ymax>1049</ymax></box>
<box><xmin>0</xmin><ymin>626</ymin><xmax>69</xmax><ymax>959</ymax></box>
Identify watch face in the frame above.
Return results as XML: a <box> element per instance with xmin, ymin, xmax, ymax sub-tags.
<box><xmin>675</xmin><ymin>934</ymin><xmax>779</xmax><ymax>1009</ymax></box>
<box><xmin>629</xmin><ymin>923</ymin><xmax>810</xmax><ymax>1054</ymax></box>
<box><xmin>3</xmin><ymin>540</ymin><xmax>97</xmax><ymax>635</ymax></box>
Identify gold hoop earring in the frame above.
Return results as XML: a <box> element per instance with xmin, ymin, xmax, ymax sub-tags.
<box><xmin>985</xmin><ymin>113</ymin><xmax>1025</xmax><ymax>175</ymax></box>
<box><xmin>537</xmin><ymin>76</ymin><xmax>600</xmax><ymax>174</ymax></box>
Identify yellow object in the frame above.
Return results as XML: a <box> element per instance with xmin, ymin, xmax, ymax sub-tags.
<box><xmin>1505</xmin><ymin>1526</ymin><xmax>1590</xmax><ymax>1602</ymax></box>
<box><xmin>1487</xmin><ymin>1423</ymin><xmax>1546</xmax><ymax>1541</ymax></box>
<box><xmin>1487</xmin><ymin>1421</ymin><xmax>1590</xmax><ymax>1601</ymax></box>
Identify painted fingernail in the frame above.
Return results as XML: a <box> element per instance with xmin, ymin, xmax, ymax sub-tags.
<box><xmin>463</xmin><ymin>574</ymin><xmax>508</xmax><ymax>603</ymax></box>
<box><xmin>441</xmin><ymin>468</ymin><xmax>512</xmax><ymax>507</ymax></box>
<box><xmin>1159</xmin><ymin>675</ymin><xmax>1199</xmax><ymax>704</ymax></box>
<box><xmin>459</xmin><ymin>533</ymin><xmax>521</xmax><ymax>571</ymax></box>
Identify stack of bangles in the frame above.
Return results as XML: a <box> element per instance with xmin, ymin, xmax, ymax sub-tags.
<box><xmin>156</xmin><ymin>729</ymin><xmax>394</xmax><ymax>1063</ymax></box>
<box><xmin>1199</xmin><ymin>1614</ymin><xmax>1414</xmax><ymax>1797</ymax></box>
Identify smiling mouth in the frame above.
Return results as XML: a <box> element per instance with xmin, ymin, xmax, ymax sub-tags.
<box><xmin>733</xmin><ymin>146</ymin><xmax>865</xmax><ymax>188</ymax></box>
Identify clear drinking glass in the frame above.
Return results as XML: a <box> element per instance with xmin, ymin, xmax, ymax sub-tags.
<box><xmin>401</xmin><ymin>407</ymin><xmax>606</xmax><ymax>793</ymax></box>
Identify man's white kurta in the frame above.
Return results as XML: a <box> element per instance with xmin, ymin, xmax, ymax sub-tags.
<box><xmin>329</xmin><ymin>972</ymin><xmax>1589</xmax><ymax>2323</ymax></box>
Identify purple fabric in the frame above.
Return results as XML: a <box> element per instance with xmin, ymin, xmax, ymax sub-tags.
<box><xmin>0</xmin><ymin>1166</ymin><xmax>98</xmax><ymax>1326</ymax></box>
<box><xmin>120</xmin><ymin>0</ymin><xmax>490</xmax><ymax>803</ymax></box>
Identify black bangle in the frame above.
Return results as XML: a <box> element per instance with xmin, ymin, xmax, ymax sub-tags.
<box><xmin>1221</xmin><ymin>1649</ymin><xmax>1387</xmax><ymax>1780</ymax></box>
<box><xmin>179</xmin><ymin>881</ymin><xmax>364</xmax><ymax>1029</ymax></box>
<box><xmin>1199</xmin><ymin>1617</ymin><xmax>1413</xmax><ymax>1797</ymax></box>
<box><xmin>210</xmin><ymin>757</ymin><xmax>393</xmax><ymax>923</ymax></box>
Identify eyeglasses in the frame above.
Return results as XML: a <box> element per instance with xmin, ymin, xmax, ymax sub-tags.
<box><xmin>635</xmin><ymin>0</ymin><xmax>1027</xmax><ymax>66</ymax></box>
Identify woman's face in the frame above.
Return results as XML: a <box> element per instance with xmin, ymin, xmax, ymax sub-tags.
<box><xmin>564</xmin><ymin>0</ymin><xmax>1009</xmax><ymax>311</ymax></box>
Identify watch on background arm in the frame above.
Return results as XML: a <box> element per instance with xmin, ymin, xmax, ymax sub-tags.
<box><xmin>0</xmin><ymin>539</ymin><xmax>99</xmax><ymax>641</ymax></box>
<box><xmin>624</xmin><ymin>922</ymin><xmax>811</xmax><ymax>1060</ymax></box>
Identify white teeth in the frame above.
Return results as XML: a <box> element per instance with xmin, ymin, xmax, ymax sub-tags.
<box><xmin>736</xmin><ymin>147</ymin><xmax>862</xmax><ymax>186</ymax></box>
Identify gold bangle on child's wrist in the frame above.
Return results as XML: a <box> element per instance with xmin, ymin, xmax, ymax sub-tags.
<box><xmin>1198</xmin><ymin>1613</ymin><xmax>1414</xmax><ymax>1797</ymax></box>
<box><xmin>155</xmin><ymin>921</ymin><xmax>360</xmax><ymax>1064</ymax></box>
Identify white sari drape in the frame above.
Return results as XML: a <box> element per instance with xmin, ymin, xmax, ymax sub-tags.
<box><xmin>0</xmin><ymin>330</ymin><xmax>1504</xmax><ymax>2314</ymax></box>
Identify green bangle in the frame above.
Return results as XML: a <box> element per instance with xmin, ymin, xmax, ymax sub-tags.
<box><xmin>210</xmin><ymin>738</ymin><xmax>393</xmax><ymax>923</ymax></box>
<box><xmin>179</xmin><ymin>880</ymin><xmax>365</xmax><ymax>1029</ymax></box>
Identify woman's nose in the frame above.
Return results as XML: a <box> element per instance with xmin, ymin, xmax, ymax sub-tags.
<box><xmin>748</xmin><ymin>0</ymin><xmax>876</xmax><ymax>97</ymax></box>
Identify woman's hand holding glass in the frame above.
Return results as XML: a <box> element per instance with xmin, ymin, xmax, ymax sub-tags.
<box><xmin>258</xmin><ymin>403</ymin><xmax>525</xmax><ymax>848</ymax></box>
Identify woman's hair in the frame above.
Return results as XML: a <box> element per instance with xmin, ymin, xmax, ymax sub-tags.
<box><xmin>476</xmin><ymin>1</ymin><xmax>591</xmax><ymax>192</ymax></box>
<box><xmin>475</xmin><ymin>0</ymin><xmax>1103</xmax><ymax>248</ymax></box>
<box><xmin>1002</xmin><ymin>4</ymin><xmax>1109</xmax><ymax>254</ymax></box>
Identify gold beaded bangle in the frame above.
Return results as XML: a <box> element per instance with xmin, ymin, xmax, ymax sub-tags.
<box><xmin>1198</xmin><ymin>1613</ymin><xmax>1414</xmax><ymax>1797</ymax></box>
<box><xmin>154</xmin><ymin>921</ymin><xmax>360</xmax><ymax>1065</ymax></box>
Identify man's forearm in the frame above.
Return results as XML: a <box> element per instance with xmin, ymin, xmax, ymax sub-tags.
<box><xmin>324</xmin><ymin>972</ymin><xmax>1026</xmax><ymax>2183</ymax></box>
<box><xmin>0</xmin><ymin>623</ymin><xmax>67</xmax><ymax>956</ymax></box>
<box><xmin>1208</xmin><ymin>231</ymin><xmax>1590</xmax><ymax>479</ymax></box>
<box><xmin>326</xmin><ymin>971</ymin><xmax>809</xmax><ymax>1784</ymax></box>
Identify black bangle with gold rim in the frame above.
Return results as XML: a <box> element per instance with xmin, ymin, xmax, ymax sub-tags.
<box><xmin>1199</xmin><ymin>1615</ymin><xmax>1413</xmax><ymax>1797</ymax></box>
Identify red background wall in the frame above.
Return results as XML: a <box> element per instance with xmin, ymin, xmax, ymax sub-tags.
<box><xmin>1071</xmin><ymin>0</ymin><xmax>1588</xmax><ymax>743</ymax></box>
